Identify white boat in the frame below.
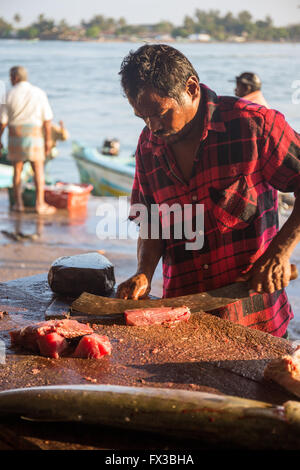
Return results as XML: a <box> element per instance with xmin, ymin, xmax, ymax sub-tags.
<box><xmin>71</xmin><ymin>141</ymin><xmax>135</xmax><ymax>197</ymax></box>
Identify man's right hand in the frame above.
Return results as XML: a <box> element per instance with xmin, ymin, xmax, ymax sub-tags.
<box><xmin>116</xmin><ymin>273</ymin><xmax>151</xmax><ymax>300</ymax></box>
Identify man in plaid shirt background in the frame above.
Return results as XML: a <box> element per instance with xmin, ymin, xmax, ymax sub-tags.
<box><xmin>117</xmin><ymin>44</ymin><xmax>300</xmax><ymax>337</ymax></box>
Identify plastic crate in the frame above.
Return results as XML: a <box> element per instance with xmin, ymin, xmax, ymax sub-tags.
<box><xmin>44</xmin><ymin>182</ymin><xmax>94</xmax><ymax>211</ymax></box>
<box><xmin>8</xmin><ymin>185</ymin><xmax>36</xmax><ymax>207</ymax></box>
<box><xmin>8</xmin><ymin>182</ymin><xmax>93</xmax><ymax>211</ymax></box>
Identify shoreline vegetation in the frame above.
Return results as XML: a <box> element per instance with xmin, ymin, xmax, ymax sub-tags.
<box><xmin>0</xmin><ymin>9</ymin><xmax>300</xmax><ymax>43</ymax></box>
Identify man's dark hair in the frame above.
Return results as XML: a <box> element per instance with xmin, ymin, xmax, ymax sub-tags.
<box><xmin>119</xmin><ymin>44</ymin><xmax>199</xmax><ymax>103</ymax></box>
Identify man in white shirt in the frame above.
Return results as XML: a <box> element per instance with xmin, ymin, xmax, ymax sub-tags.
<box><xmin>0</xmin><ymin>66</ymin><xmax>56</xmax><ymax>214</ymax></box>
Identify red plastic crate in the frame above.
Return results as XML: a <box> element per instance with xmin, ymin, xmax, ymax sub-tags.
<box><xmin>44</xmin><ymin>182</ymin><xmax>93</xmax><ymax>211</ymax></box>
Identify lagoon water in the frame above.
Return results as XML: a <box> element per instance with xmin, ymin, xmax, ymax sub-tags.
<box><xmin>0</xmin><ymin>39</ymin><xmax>300</xmax><ymax>338</ymax></box>
<box><xmin>1</xmin><ymin>40</ymin><xmax>300</xmax><ymax>180</ymax></box>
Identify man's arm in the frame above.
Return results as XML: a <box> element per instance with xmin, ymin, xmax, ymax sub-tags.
<box><xmin>116</xmin><ymin>236</ymin><xmax>164</xmax><ymax>299</ymax></box>
<box><xmin>238</xmin><ymin>109</ymin><xmax>300</xmax><ymax>294</ymax></box>
<box><xmin>0</xmin><ymin>123</ymin><xmax>7</xmax><ymax>150</ymax></box>
<box><xmin>43</xmin><ymin>120</ymin><xmax>52</xmax><ymax>156</ymax></box>
<box><xmin>240</xmin><ymin>192</ymin><xmax>300</xmax><ymax>293</ymax></box>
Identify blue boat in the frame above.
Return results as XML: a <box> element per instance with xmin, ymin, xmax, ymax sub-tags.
<box><xmin>71</xmin><ymin>141</ymin><xmax>135</xmax><ymax>197</ymax></box>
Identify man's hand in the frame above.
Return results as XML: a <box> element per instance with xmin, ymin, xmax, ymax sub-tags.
<box><xmin>116</xmin><ymin>273</ymin><xmax>151</xmax><ymax>300</ymax></box>
<box><xmin>117</xmin><ymin>236</ymin><xmax>163</xmax><ymax>300</ymax></box>
<box><xmin>236</xmin><ymin>253</ymin><xmax>297</xmax><ymax>294</ymax></box>
<box><xmin>237</xmin><ymin>192</ymin><xmax>300</xmax><ymax>294</ymax></box>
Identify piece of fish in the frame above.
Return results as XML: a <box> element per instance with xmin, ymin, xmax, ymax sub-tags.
<box><xmin>37</xmin><ymin>333</ymin><xmax>69</xmax><ymax>359</ymax></box>
<box><xmin>10</xmin><ymin>319</ymin><xmax>95</xmax><ymax>358</ymax></box>
<box><xmin>73</xmin><ymin>334</ymin><xmax>112</xmax><ymax>359</ymax></box>
<box><xmin>124</xmin><ymin>306</ymin><xmax>191</xmax><ymax>326</ymax></box>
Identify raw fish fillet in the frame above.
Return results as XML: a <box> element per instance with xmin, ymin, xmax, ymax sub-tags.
<box><xmin>73</xmin><ymin>333</ymin><xmax>112</xmax><ymax>359</ymax></box>
<box><xmin>124</xmin><ymin>306</ymin><xmax>191</xmax><ymax>326</ymax></box>
<box><xmin>10</xmin><ymin>319</ymin><xmax>94</xmax><ymax>357</ymax></box>
<box><xmin>37</xmin><ymin>333</ymin><xmax>69</xmax><ymax>359</ymax></box>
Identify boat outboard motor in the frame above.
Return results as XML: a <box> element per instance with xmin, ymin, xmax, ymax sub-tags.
<box><xmin>101</xmin><ymin>138</ymin><xmax>120</xmax><ymax>156</ymax></box>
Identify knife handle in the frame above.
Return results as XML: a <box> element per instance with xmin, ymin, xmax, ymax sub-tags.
<box><xmin>291</xmin><ymin>264</ymin><xmax>298</xmax><ymax>281</ymax></box>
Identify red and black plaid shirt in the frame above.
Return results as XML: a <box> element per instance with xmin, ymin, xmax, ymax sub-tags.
<box><xmin>130</xmin><ymin>84</ymin><xmax>300</xmax><ymax>337</ymax></box>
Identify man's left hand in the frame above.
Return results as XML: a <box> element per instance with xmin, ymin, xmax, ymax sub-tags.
<box><xmin>236</xmin><ymin>252</ymin><xmax>293</xmax><ymax>294</ymax></box>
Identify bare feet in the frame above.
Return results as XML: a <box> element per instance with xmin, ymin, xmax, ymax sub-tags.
<box><xmin>36</xmin><ymin>204</ymin><xmax>56</xmax><ymax>215</ymax></box>
<box><xmin>11</xmin><ymin>203</ymin><xmax>25</xmax><ymax>213</ymax></box>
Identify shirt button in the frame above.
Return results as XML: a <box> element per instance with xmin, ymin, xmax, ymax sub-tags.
<box><xmin>203</xmin><ymin>264</ymin><xmax>209</xmax><ymax>270</ymax></box>
<box><xmin>192</xmin><ymin>195</ymin><xmax>197</xmax><ymax>201</ymax></box>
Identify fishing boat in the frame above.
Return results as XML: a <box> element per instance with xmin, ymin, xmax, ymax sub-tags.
<box><xmin>0</xmin><ymin>163</ymin><xmax>13</xmax><ymax>189</ymax></box>
<box><xmin>71</xmin><ymin>141</ymin><xmax>135</xmax><ymax>197</ymax></box>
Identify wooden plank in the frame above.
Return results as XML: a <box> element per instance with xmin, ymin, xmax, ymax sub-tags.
<box><xmin>70</xmin><ymin>264</ymin><xmax>298</xmax><ymax>317</ymax></box>
<box><xmin>71</xmin><ymin>282</ymin><xmax>252</xmax><ymax>316</ymax></box>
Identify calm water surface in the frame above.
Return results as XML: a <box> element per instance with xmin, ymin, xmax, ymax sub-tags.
<box><xmin>0</xmin><ymin>40</ymin><xmax>299</xmax><ymax>179</ymax></box>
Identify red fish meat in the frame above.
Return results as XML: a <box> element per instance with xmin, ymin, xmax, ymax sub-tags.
<box><xmin>37</xmin><ymin>333</ymin><xmax>69</xmax><ymax>359</ymax></box>
<box><xmin>73</xmin><ymin>333</ymin><xmax>112</xmax><ymax>359</ymax></box>
<box><xmin>124</xmin><ymin>306</ymin><xmax>191</xmax><ymax>326</ymax></box>
<box><xmin>10</xmin><ymin>319</ymin><xmax>94</xmax><ymax>357</ymax></box>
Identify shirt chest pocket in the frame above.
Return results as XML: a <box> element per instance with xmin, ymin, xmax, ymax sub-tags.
<box><xmin>209</xmin><ymin>176</ymin><xmax>258</xmax><ymax>233</ymax></box>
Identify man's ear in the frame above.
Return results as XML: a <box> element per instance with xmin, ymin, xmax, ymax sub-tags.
<box><xmin>185</xmin><ymin>76</ymin><xmax>200</xmax><ymax>101</ymax></box>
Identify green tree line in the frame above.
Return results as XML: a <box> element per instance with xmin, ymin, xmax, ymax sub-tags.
<box><xmin>0</xmin><ymin>9</ymin><xmax>300</xmax><ymax>41</ymax></box>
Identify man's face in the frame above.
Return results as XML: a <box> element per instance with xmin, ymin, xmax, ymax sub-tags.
<box><xmin>130</xmin><ymin>85</ymin><xmax>199</xmax><ymax>144</ymax></box>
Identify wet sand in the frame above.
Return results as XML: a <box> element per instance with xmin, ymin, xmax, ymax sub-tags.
<box><xmin>0</xmin><ymin>190</ymin><xmax>163</xmax><ymax>297</ymax></box>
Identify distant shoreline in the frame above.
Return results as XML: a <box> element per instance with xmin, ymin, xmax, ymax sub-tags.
<box><xmin>1</xmin><ymin>38</ymin><xmax>300</xmax><ymax>45</ymax></box>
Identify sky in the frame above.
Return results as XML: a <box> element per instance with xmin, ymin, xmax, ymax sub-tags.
<box><xmin>1</xmin><ymin>0</ymin><xmax>300</xmax><ymax>27</ymax></box>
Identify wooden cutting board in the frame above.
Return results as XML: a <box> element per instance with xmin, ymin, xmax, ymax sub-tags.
<box><xmin>0</xmin><ymin>274</ymin><xmax>298</xmax><ymax>449</ymax></box>
<box><xmin>0</xmin><ymin>273</ymin><xmax>296</xmax><ymax>411</ymax></box>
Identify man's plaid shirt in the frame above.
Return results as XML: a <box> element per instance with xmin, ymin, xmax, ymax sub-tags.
<box><xmin>130</xmin><ymin>84</ymin><xmax>300</xmax><ymax>337</ymax></box>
